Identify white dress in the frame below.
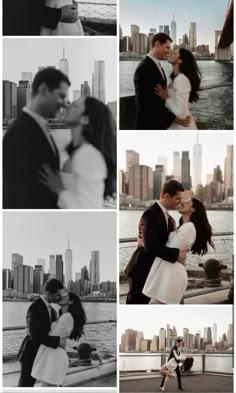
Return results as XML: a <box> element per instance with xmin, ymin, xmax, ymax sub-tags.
<box><xmin>31</xmin><ymin>312</ymin><xmax>74</xmax><ymax>386</ymax></box>
<box><xmin>41</xmin><ymin>0</ymin><xmax>84</xmax><ymax>36</ymax></box>
<box><xmin>58</xmin><ymin>143</ymin><xmax>107</xmax><ymax>209</ymax></box>
<box><xmin>162</xmin><ymin>352</ymin><xmax>187</xmax><ymax>376</ymax></box>
<box><xmin>143</xmin><ymin>222</ymin><xmax>196</xmax><ymax>304</ymax></box>
<box><xmin>166</xmin><ymin>73</ymin><xmax>197</xmax><ymax>130</ymax></box>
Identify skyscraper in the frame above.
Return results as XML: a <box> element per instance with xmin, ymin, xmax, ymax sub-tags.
<box><xmin>153</xmin><ymin>165</ymin><xmax>166</xmax><ymax>199</ymax></box>
<box><xmin>131</xmin><ymin>24</ymin><xmax>140</xmax><ymax>41</ymax></box>
<box><xmin>164</xmin><ymin>25</ymin><xmax>170</xmax><ymax>36</ymax></box>
<box><xmin>3</xmin><ymin>80</ymin><xmax>17</xmax><ymax>120</ymax></box>
<box><xmin>13</xmin><ymin>265</ymin><xmax>33</xmax><ymax>294</ymax></box>
<box><xmin>159</xmin><ymin>25</ymin><xmax>164</xmax><ymax>33</ymax></box>
<box><xmin>12</xmin><ymin>253</ymin><xmax>23</xmax><ymax>271</ymax></box>
<box><xmin>65</xmin><ymin>238</ymin><xmax>72</xmax><ymax>286</ymax></box>
<box><xmin>189</xmin><ymin>22</ymin><xmax>197</xmax><ymax>52</ymax></box>
<box><xmin>135</xmin><ymin>331</ymin><xmax>144</xmax><ymax>351</ymax></box>
<box><xmin>21</xmin><ymin>72</ymin><xmax>33</xmax><ymax>87</ymax></box>
<box><xmin>59</xmin><ymin>46</ymin><xmax>69</xmax><ymax>77</ymax></box>
<box><xmin>212</xmin><ymin>323</ymin><xmax>217</xmax><ymax>344</ymax></box>
<box><xmin>90</xmin><ymin>251</ymin><xmax>100</xmax><ymax>291</ymax></box>
<box><xmin>33</xmin><ymin>265</ymin><xmax>44</xmax><ymax>294</ymax></box>
<box><xmin>124</xmin><ymin>328</ymin><xmax>137</xmax><ymax>352</ymax></box>
<box><xmin>81</xmin><ymin>81</ymin><xmax>91</xmax><ymax>98</ymax></box>
<box><xmin>55</xmin><ymin>255</ymin><xmax>63</xmax><ymax>283</ymax></box>
<box><xmin>93</xmin><ymin>61</ymin><xmax>105</xmax><ymax>103</ymax></box>
<box><xmin>3</xmin><ymin>269</ymin><xmax>11</xmax><ymax>289</ymax></box>
<box><xmin>17</xmin><ymin>80</ymin><xmax>31</xmax><ymax>118</ymax></box>
<box><xmin>133</xmin><ymin>33</ymin><xmax>147</xmax><ymax>55</ymax></box>
<box><xmin>193</xmin><ymin>135</ymin><xmax>202</xmax><ymax>192</ymax></box>
<box><xmin>173</xmin><ymin>152</ymin><xmax>181</xmax><ymax>180</ymax></box>
<box><xmin>227</xmin><ymin>324</ymin><xmax>233</xmax><ymax>346</ymax></box>
<box><xmin>73</xmin><ymin>90</ymin><xmax>80</xmax><ymax>101</ymax></box>
<box><xmin>49</xmin><ymin>255</ymin><xmax>56</xmax><ymax>277</ymax></box>
<box><xmin>128</xmin><ymin>165</ymin><xmax>153</xmax><ymax>200</ymax></box>
<box><xmin>126</xmin><ymin>150</ymin><xmax>139</xmax><ymax>172</ymax></box>
<box><xmin>171</xmin><ymin>14</ymin><xmax>177</xmax><ymax>47</ymax></box>
<box><xmin>181</xmin><ymin>151</ymin><xmax>191</xmax><ymax>190</ymax></box>
<box><xmin>37</xmin><ymin>258</ymin><xmax>45</xmax><ymax>272</ymax></box>
<box><xmin>224</xmin><ymin>145</ymin><xmax>233</xmax><ymax>200</ymax></box>
<box><xmin>159</xmin><ymin>328</ymin><xmax>166</xmax><ymax>351</ymax></box>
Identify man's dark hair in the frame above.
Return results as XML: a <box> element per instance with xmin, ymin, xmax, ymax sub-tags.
<box><xmin>32</xmin><ymin>68</ymin><xmax>71</xmax><ymax>97</ymax></box>
<box><xmin>44</xmin><ymin>279</ymin><xmax>64</xmax><ymax>294</ymax></box>
<box><xmin>176</xmin><ymin>338</ymin><xmax>183</xmax><ymax>343</ymax></box>
<box><xmin>162</xmin><ymin>180</ymin><xmax>185</xmax><ymax>197</ymax></box>
<box><xmin>151</xmin><ymin>32</ymin><xmax>172</xmax><ymax>47</ymax></box>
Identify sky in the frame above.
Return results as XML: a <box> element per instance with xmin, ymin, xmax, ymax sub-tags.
<box><xmin>119</xmin><ymin>131</ymin><xmax>233</xmax><ymax>185</ymax></box>
<box><xmin>3</xmin><ymin>211</ymin><xmax>117</xmax><ymax>282</ymax></box>
<box><xmin>119</xmin><ymin>306</ymin><xmax>232</xmax><ymax>341</ymax></box>
<box><xmin>120</xmin><ymin>0</ymin><xmax>229</xmax><ymax>52</ymax></box>
<box><xmin>2</xmin><ymin>38</ymin><xmax>117</xmax><ymax>103</ymax></box>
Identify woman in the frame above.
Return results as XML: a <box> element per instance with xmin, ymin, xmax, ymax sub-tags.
<box><xmin>32</xmin><ymin>291</ymin><xmax>86</xmax><ymax>387</ymax></box>
<box><xmin>160</xmin><ymin>355</ymin><xmax>193</xmax><ymax>392</ymax></box>
<box><xmin>40</xmin><ymin>97</ymin><xmax>117</xmax><ymax>208</ymax></box>
<box><xmin>143</xmin><ymin>198</ymin><xmax>214</xmax><ymax>304</ymax></box>
<box><xmin>155</xmin><ymin>48</ymin><xmax>202</xmax><ymax>130</ymax></box>
<box><xmin>41</xmin><ymin>0</ymin><xmax>84</xmax><ymax>36</ymax></box>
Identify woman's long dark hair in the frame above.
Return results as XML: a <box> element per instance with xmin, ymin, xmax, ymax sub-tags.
<box><xmin>67</xmin><ymin>292</ymin><xmax>86</xmax><ymax>340</ymax></box>
<box><xmin>179</xmin><ymin>198</ymin><xmax>214</xmax><ymax>255</ymax></box>
<box><xmin>170</xmin><ymin>48</ymin><xmax>202</xmax><ymax>102</ymax></box>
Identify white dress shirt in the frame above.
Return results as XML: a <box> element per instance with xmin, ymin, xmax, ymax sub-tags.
<box><xmin>156</xmin><ymin>200</ymin><xmax>169</xmax><ymax>226</ymax></box>
<box><xmin>147</xmin><ymin>54</ymin><xmax>166</xmax><ymax>80</ymax></box>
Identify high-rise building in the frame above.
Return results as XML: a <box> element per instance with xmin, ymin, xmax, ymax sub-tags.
<box><xmin>159</xmin><ymin>328</ymin><xmax>166</xmax><ymax>351</ymax></box>
<box><xmin>128</xmin><ymin>165</ymin><xmax>153</xmax><ymax>201</ymax></box>
<box><xmin>3</xmin><ymin>80</ymin><xmax>17</xmax><ymax>120</ymax></box>
<box><xmin>90</xmin><ymin>251</ymin><xmax>100</xmax><ymax>291</ymax></box>
<box><xmin>17</xmin><ymin>80</ymin><xmax>31</xmax><ymax>118</ymax></box>
<box><xmin>92</xmin><ymin>61</ymin><xmax>106</xmax><ymax>103</ymax></box>
<box><xmin>207</xmin><ymin>327</ymin><xmax>212</xmax><ymax>344</ymax></box>
<box><xmin>159</xmin><ymin>25</ymin><xmax>164</xmax><ymax>33</ymax></box>
<box><xmin>181</xmin><ymin>151</ymin><xmax>191</xmax><ymax>190</ymax></box>
<box><xmin>126</xmin><ymin>150</ymin><xmax>140</xmax><ymax>172</ymax></box>
<box><xmin>164</xmin><ymin>25</ymin><xmax>170</xmax><ymax>36</ymax></box>
<box><xmin>119</xmin><ymin>25</ymin><xmax>123</xmax><ymax>39</ymax></box>
<box><xmin>73</xmin><ymin>90</ymin><xmax>81</xmax><ymax>101</ymax></box>
<box><xmin>49</xmin><ymin>255</ymin><xmax>56</xmax><ymax>277</ymax></box>
<box><xmin>59</xmin><ymin>46</ymin><xmax>69</xmax><ymax>77</ymax></box>
<box><xmin>75</xmin><ymin>272</ymin><xmax>81</xmax><ymax>281</ymax></box>
<box><xmin>21</xmin><ymin>72</ymin><xmax>33</xmax><ymax>87</ymax></box>
<box><xmin>120</xmin><ymin>36</ymin><xmax>131</xmax><ymax>52</ymax></box>
<box><xmin>171</xmin><ymin>14</ymin><xmax>177</xmax><ymax>47</ymax></box>
<box><xmin>173</xmin><ymin>151</ymin><xmax>181</xmax><ymax>181</ymax></box>
<box><xmin>81</xmin><ymin>266</ymin><xmax>89</xmax><ymax>281</ymax></box>
<box><xmin>81</xmin><ymin>81</ymin><xmax>91</xmax><ymax>98</ymax></box>
<box><xmin>37</xmin><ymin>259</ymin><xmax>45</xmax><ymax>272</ymax></box>
<box><xmin>194</xmin><ymin>333</ymin><xmax>201</xmax><ymax>349</ymax></box>
<box><xmin>14</xmin><ymin>265</ymin><xmax>33</xmax><ymax>294</ymax></box>
<box><xmin>55</xmin><ymin>255</ymin><xmax>63</xmax><ymax>283</ymax></box>
<box><xmin>227</xmin><ymin>324</ymin><xmax>233</xmax><ymax>346</ymax></box>
<box><xmin>153</xmin><ymin>165</ymin><xmax>166</xmax><ymax>199</ymax></box>
<box><xmin>224</xmin><ymin>145</ymin><xmax>233</xmax><ymax>200</ymax></box>
<box><xmin>135</xmin><ymin>332</ymin><xmax>144</xmax><ymax>351</ymax></box>
<box><xmin>193</xmin><ymin>135</ymin><xmax>202</xmax><ymax>192</ymax></box>
<box><xmin>65</xmin><ymin>238</ymin><xmax>72</xmax><ymax>286</ymax></box>
<box><xmin>131</xmin><ymin>24</ymin><xmax>140</xmax><ymax>42</ymax></box>
<box><xmin>150</xmin><ymin>28</ymin><xmax>157</xmax><ymax>34</ymax></box>
<box><xmin>3</xmin><ymin>269</ymin><xmax>11</xmax><ymax>289</ymax></box>
<box><xmin>12</xmin><ymin>254</ymin><xmax>23</xmax><ymax>271</ymax></box>
<box><xmin>189</xmin><ymin>22</ymin><xmax>197</xmax><ymax>52</ymax></box>
<box><xmin>212</xmin><ymin>323</ymin><xmax>217</xmax><ymax>344</ymax></box>
<box><xmin>33</xmin><ymin>265</ymin><xmax>44</xmax><ymax>294</ymax></box>
<box><xmin>124</xmin><ymin>329</ymin><xmax>138</xmax><ymax>352</ymax></box>
<box><xmin>150</xmin><ymin>335</ymin><xmax>159</xmax><ymax>352</ymax></box>
<box><xmin>133</xmin><ymin>33</ymin><xmax>147</xmax><ymax>55</ymax></box>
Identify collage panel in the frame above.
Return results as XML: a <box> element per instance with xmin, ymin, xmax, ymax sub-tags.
<box><xmin>2</xmin><ymin>211</ymin><xmax>117</xmax><ymax>388</ymax></box>
<box><xmin>119</xmin><ymin>131</ymin><xmax>233</xmax><ymax>306</ymax></box>
<box><xmin>119</xmin><ymin>0</ymin><xmax>233</xmax><ymax>130</ymax></box>
<box><xmin>3</xmin><ymin>0</ymin><xmax>117</xmax><ymax>36</ymax></box>
<box><xmin>3</xmin><ymin>37</ymin><xmax>117</xmax><ymax>210</ymax></box>
<box><xmin>119</xmin><ymin>305</ymin><xmax>233</xmax><ymax>393</ymax></box>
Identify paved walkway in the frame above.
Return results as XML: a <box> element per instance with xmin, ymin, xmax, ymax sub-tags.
<box><xmin>120</xmin><ymin>374</ymin><xmax>233</xmax><ymax>392</ymax></box>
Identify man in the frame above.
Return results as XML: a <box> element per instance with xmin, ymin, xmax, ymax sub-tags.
<box><xmin>3</xmin><ymin>0</ymin><xmax>78</xmax><ymax>36</ymax></box>
<box><xmin>125</xmin><ymin>180</ymin><xmax>187</xmax><ymax>304</ymax></box>
<box><xmin>17</xmin><ymin>279</ymin><xmax>66</xmax><ymax>387</ymax></box>
<box><xmin>160</xmin><ymin>338</ymin><xmax>185</xmax><ymax>391</ymax></box>
<box><xmin>134</xmin><ymin>33</ymin><xmax>190</xmax><ymax>129</ymax></box>
<box><xmin>3</xmin><ymin>68</ymin><xmax>70</xmax><ymax>208</ymax></box>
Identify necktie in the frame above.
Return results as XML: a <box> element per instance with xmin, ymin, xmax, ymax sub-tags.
<box><xmin>157</xmin><ymin>61</ymin><xmax>165</xmax><ymax>81</ymax></box>
<box><xmin>49</xmin><ymin>305</ymin><xmax>56</xmax><ymax>322</ymax></box>
<box><xmin>168</xmin><ymin>215</ymin><xmax>174</xmax><ymax>232</ymax></box>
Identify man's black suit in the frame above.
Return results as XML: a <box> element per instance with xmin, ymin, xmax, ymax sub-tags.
<box><xmin>125</xmin><ymin>202</ymin><xmax>179</xmax><ymax>304</ymax></box>
<box><xmin>17</xmin><ymin>297</ymin><xmax>60</xmax><ymax>387</ymax></box>
<box><xmin>3</xmin><ymin>0</ymin><xmax>61</xmax><ymax>35</ymax></box>
<box><xmin>3</xmin><ymin>112</ymin><xmax>60</xmax><ymax>209</ymax></box>
<box><xmin>134</xmin><ymin>56</ymin><xmax>175</xmax><ymax>130</ymax></box>
<box><xmin>160</xmin><ymin>344</ymin><xmax>183</xmax><ymax>389</ymax></box>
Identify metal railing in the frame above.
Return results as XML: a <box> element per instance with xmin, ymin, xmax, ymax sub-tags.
<box><xmin>77</xmin><ymin>2</ymin><xmax>116</xmax><ymax>35</ymax></box>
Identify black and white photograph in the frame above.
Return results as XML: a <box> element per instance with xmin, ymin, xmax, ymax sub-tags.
<box><xmin>3</xmin><ymin>0</ymin><xmax>117</xmax><ymax>36</ymax></box>
<box><xmin>119</xmin><ymin>132</ymin><xmax>233</xmax><ymax>305</ymax></box>
<box><xmin>119</xmin><ymin>306</ymin><xmax>233</xmax><ymax>393</ymax></box>
<box><xmin>2</xmin><ymin>211</ymin><xmax>117</xmax><ymax>388</ymax></box>
<box><xmin>3</xmin><ymin>38</ymin><xmax>117</xmax><ymax>209</ymax></box>
<box><xmin>119</xmin><ymin>0</ymin><xmax>233</xmax><ymax>130</ymax></box>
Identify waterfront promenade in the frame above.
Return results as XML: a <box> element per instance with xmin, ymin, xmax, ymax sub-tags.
<box><xmin>120</xmin><ymin>374</ymin><xmax>233</xmax><ymax>392</ymax></box>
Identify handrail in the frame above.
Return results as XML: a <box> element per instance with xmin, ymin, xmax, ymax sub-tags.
<box><xmin>77</xmin><ymin>2</ymin><xmax>116</xmax><ymax>5</ymax></box>
<box><xmin>3</xmin><ymin>319</ymin><xmax>116</xmax><ymax>332</ymax></box>
<box><xmin>120</xmin><ymin>232</ymin><xmax>233</xmax><ymax>243</ymax></box>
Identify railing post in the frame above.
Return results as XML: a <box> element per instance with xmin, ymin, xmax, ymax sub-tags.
<box><xmin>202</xmin><ymin>354</ymin><xmax>205</xmax><ymax>374</ymax></box>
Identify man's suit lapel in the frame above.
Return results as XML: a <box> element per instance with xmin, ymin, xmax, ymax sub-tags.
<box><xmin>153</xmin><ymin>202</ymin><xmax>168</xmax><ymax>232</ymax></box>
<box><xmin>145</xmin><ymin>56</ymin><xmax>167</xmax><ymax>86</ymax></box>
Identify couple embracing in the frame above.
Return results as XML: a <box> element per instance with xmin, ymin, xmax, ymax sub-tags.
<box><xmin>125</xmin><ymin>180</ymin><xmax>214</xmax><ymax>304</ymax></box>
<box><xmin>134</xmin><ymin>32</ymin><xmax>202</xmax><ymax>130</ymax></box>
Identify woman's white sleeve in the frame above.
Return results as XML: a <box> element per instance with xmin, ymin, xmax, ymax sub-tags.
<box><xmin>165</xmin><ymin>75</ymin><xmax>191</xmax><ymax>119</ymax></box>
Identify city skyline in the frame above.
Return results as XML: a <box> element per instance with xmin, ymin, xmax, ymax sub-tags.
<box><xmin>3</xmin><ymin>38</ymin><xmax>117</xmax><ymax>104</ymax></box>
<box><xmin>3</xmin><ymin>212</ymin><xmax>116</xmax><ymax>282</ymax></box>
<box><xmin>119</xmin><ymin>132</ymin><xmax>233</xmax><ymax>185</ymax></box>
<box><xmin>120</xmin><ymin>0</ymin><xmax>229</xmax><ymax>52</ymax></box>
<box><xmin>119</xmin><ymin>306</ymin><xmax>232</xmax><ymax>341</ymax></box>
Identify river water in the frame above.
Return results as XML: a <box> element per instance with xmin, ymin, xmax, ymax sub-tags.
<box><xmin>119</xmin><ymin>209</ymin><xmax>233</xmax><ymax>273</ymax></box>
<box><xmin>120</xmin><ymin>60</ymin><xmax>233</xmax><ymax>129</ymax></box>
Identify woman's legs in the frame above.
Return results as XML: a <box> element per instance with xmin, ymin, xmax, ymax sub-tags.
<box><xmin>160</xmin><ymin>368</ymin><xmax>172</xmax><ymax>390</ymax></box>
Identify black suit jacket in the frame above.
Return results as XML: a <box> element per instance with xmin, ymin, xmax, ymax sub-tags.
<box><xmin>134</xmin><ymin>56</ymin><xmax>175</xmax><ymax>130</ymax></box>
<box><xmin>168</xmin><ymin>345</ymin><xmax>181</xmax><ymax>363</ymax></box>
<box><xmin>125</xmin><ymin>202</ymin><xmax>179</xmax><ymax>304</ymax></box>
<box><xmin>17</xmin><ymin>298</ymin><xmax>60</xmax><ymax>365</ymax></box>
<box><xmin>3</xmin><ymin>112</ymin><xmax>60</xmax><ymax>209</ymax></box>
<box><xmin>3</xmin><ymin>0</ymin><xmax>61</xmax><ymax>35</ymax></box>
